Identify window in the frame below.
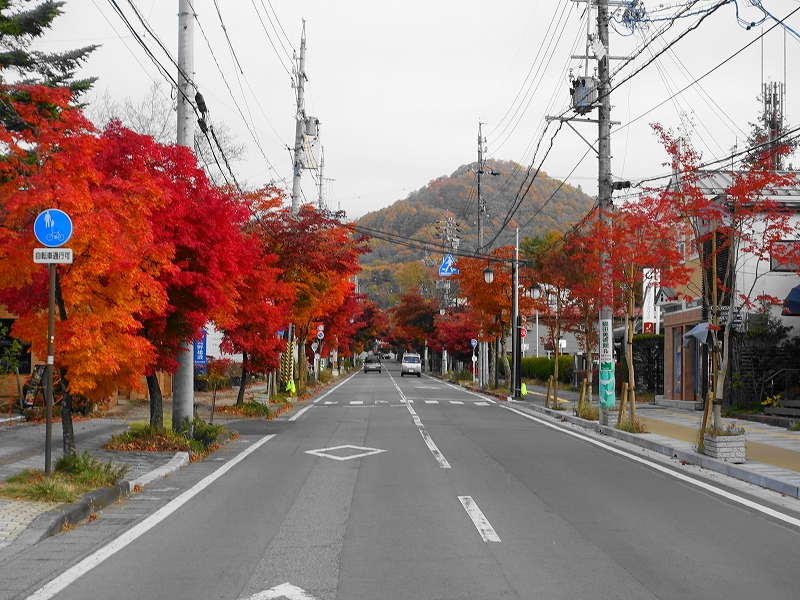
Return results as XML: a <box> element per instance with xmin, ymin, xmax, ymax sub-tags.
<box><xmin>770</xmin><ymin>240</ymin><xmax>800</xmax><ymax>272</ymax></box>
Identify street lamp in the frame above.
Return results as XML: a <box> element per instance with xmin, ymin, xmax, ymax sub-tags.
<box><xmin>483</xmin><ymin>265</ymin><xmax>494</xmax><ymax>284</ymax></box>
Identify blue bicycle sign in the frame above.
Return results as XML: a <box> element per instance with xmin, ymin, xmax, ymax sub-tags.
<box><xmin>34</xmin><ymin>209</ymin><xmax>73</xmax><ymax>248</ymax></box>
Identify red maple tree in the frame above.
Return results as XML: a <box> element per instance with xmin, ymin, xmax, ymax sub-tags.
<box><xmin>255</xmin><ymin>206</ymin><xmax>369</xmax><ymax>388</ymax></box>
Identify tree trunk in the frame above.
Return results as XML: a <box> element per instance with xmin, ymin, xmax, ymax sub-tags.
<box><xmin>501</xmin><ymin>337</ymin><xmax>511</xmax><ymax>386</ymax></box>
<box><xmin>147</xmin><ymin>373</ymin><xmax>164</xmax><ymax>430</ymax></box>
<box><xmin>626</xmin><ymin>284</ymin><xmax>636</xmax><ymax>423</ymax></box>
<box><xmin>58</xmin><ymin>369</ymin><xmax>76</xmax><ymax>456</ymax></box>
<box><xmin>296</xmin><ymin>325</ymin><xmax>311</xmax><ymax>391</ymax></box>
<box><xmin>236</xmin><ymin>368</ymin><xmax>249</xmax><ymax>405</ymax></box>
<box><xmin>236</xmin><ymin>351</ymin><xmax>249</xmax><ymax>405</ymax></box>
<box><xmin>488</xmin><ymin>337</ymin><xmax>496</xmax><ymax>389</ymax></box>
<box><xmin>54</xmin><ymin>271</ymin><xmax>76</xmax><ymax>455</ymax></box>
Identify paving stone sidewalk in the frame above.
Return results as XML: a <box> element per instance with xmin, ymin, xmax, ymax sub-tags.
<box><xmin>514</xmin><ymin>383</ymin><xmax>800</xmax><ymax>498</ymax></box>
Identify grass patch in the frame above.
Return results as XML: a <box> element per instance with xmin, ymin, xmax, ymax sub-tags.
<box><xmin>0</xmin><ymin>452</ymin><xmax>128</xmax><ymax>503</ymax></box>
<box><xmin>575</xmin><ymin>404</ymin><xmax>599</xmax><ymax>421</ymax></box>
<box><xmin>616</xmin><ymin>418</ymin><xmax>648</xmax><ymax>434</ymax></box>
<box><xmin>704</xmin><ymin>422</ymin><xmax>746</xmax><ymax>436</ymax></box>
<box><xmin>104</xmin><ymin>418</ymin><xmax>232</xmax><ymax>460</ymax></box>
<box><xmin>215</xmin><ymin>401</ymin><xmax>273</xmax><ymax>418</ymax></box>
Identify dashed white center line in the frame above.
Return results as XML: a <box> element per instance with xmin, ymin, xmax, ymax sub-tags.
<box><xmin>459</xmin><ymin>496</ymin><xmax>501</xmax><ymax>542</ymax></box>
<box><xmin>390</xmin><ymin>374</ymin><xmax>451</xmax><ymax>469</ymax></box>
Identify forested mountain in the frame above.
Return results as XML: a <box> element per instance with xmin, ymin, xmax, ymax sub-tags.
<box><xmin>354</xmin><ymin>159</ymin><xmax>595</xmax><ymax>309</ymax></box>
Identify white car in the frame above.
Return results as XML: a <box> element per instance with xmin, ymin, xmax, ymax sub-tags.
<box><xmin>400</xmin><ymin>353</ymin><xmax>422</xmax><ymax>377</ymax></box>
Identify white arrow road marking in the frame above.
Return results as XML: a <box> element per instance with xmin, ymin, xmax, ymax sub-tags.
<box><xmin>459</xmin><ymin>496</ymin><xmax>501</xmax><ymax>542</ymax></box>
<box><xmin>25</xmin><ymin>434</ymin><xmax>277</xmax><ymax>600</ymax></box>
<box><xmin>244</xmin><ymin>582</ymin><xmax>321</xmax><ymax>600</ymax></box>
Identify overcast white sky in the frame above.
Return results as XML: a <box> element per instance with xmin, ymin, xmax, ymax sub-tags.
<box><xmin>34</xmin><ymin>1</ymin><xmax>800</xmax><ymax>220</ymax></box>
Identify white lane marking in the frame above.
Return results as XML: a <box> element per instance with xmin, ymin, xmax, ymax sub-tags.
<box><xmin>443</xmin><ymin>381</ymin><xmax>497</xmax><ymax>403</ymax></box>
<box><xmin>289</xmin><ymin>405</ymin><xmax>313</xmax><ymax>421</ymax></box>
<box><xmin>324</xmin><ymin>401</ymin><xmax>337</xmax><ymax>405</ymax></box>
<box><xmin>350</xmin><ymin>400</ymin><xmax>364</xmax><ymax>405</ymax></box>
<box><xmin>311</xmin><ymin>373</ymin><xmax>358</xmax><ymax>404</ymax></box>
<box><xmin>425</xmin><ymin>400</ymin><xmax>439</xmax><ymax>404</ymax></box>
<box><xmin>458</xmin><ymin>496</ymin><xmax>501</xmax><ymax>542</ymax></box>
<box><xmin>502</xmin><ymin>405</ymin><xmax>800</xmax><ymax>529</ymax></box>
<box><xmin>390</xmin><ymin>374</ymin><xmax>451</xmax><ymax>469</ymax></box>
<box><xmin>290</xmin><ymin>373</ymin><xmax>359</xmax><ymax>421</ymax></box>
<box><xmin>246</xmin><ymin>582</ymin><xmax>321</xmax><ymax>599</ymax></box>
<box><xmin>475</xmin><ymin>402</ymin><xmax>490</xmax><ymax>406</ymax></box>
<box><xmin>450</xmin><ymin>401</ymin><xmax>464</xmax><ymax>405</ymax></box>
<box><xmin>25</xmin><ymin>434</ymin><xmax>277</xmax><ymax>600</ymax></box>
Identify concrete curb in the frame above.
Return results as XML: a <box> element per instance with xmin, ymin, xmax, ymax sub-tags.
<box><xmin>123</xmin><ymin>451</ymin><xmax>190</xmax><ymax>494</ymax></box>
<box><xmin>6</xmin><ymin>451</ymin><xmax>190</xmax><ymax>552</ymax></box>
<box><xmin>504</xmin><ymin>400</ymin><xmax>800</xmax><ymax>499</ymax></box>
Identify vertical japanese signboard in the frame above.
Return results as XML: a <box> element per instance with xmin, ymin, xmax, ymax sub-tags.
<box><xmin>599</xmin><ymin>317</ymin><xmax>615</xmax><ymax>408</ymax></box>
<box><xmin>194</xmin><ymin>330</ymin><xmax>207</xmax><ymax>375</ymax></box>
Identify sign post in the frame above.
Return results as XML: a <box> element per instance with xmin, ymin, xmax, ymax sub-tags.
<box><xmin>33</xmin><ymin>209</ymin><xmax>73</xmax><ymax>476</ymax></box>
<box><xmin>470</xmin><ymin>338</ymin><xmax>478</xmax><ymax>384</ymax></box>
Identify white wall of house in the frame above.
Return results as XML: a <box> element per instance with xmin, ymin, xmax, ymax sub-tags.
<box><xmin>204</xmin><ymin>322</ymin><xmax>243</xmax><ymax>363</ymax></box>
<box><xmin>732</xmin><ymin>203</ymin><xmax>800</xmax><ymax>327</ymax></box>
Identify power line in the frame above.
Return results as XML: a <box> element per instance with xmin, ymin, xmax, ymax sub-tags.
<box><xmin>105</xmin><ymin>0</ymin><xmax>197</xmax><ymax>113</ymax></box>
<box><xmin>190</xmin><ymin>0</ymin><xmax>284</xmax><ymax>183</ymax></box>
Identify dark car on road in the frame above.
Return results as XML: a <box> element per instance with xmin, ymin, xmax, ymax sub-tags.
<box><xmin>363</xmin><ymin>355</ymin><xmax>382</xmax><ymax>373</ymax></box>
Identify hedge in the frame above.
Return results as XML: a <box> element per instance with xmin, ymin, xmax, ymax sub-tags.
<box><xmin>520</xmin><ymin>355</ymin><xmax>574</xmax><ymax>384</ymax></box>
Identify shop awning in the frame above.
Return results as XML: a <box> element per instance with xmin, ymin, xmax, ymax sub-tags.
<box><xmin>682</xmin><ymin>322</ymin><xmax>711</xmax><ymax>347</ymax></box>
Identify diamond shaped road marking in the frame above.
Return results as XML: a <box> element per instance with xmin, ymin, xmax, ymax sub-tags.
<box><xmin>305</xmin><ymin>444</ymin><xmax>387</xmax><ymax>461</ymax></box>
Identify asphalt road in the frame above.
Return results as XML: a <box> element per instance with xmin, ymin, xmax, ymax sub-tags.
<box><xmin>5</xmin><ymin>365</ymin><xmax>800</xmax><ymax>600</ymax></box>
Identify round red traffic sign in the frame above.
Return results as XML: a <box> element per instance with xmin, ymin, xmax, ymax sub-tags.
<box><xmin>519</xmin><ymin>327</ymin><xmax>527</xmax><ymax>338</ymax></box>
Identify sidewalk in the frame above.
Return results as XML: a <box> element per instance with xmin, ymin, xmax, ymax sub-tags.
<box><xmin>0</xmin><ymin>413</ymin><xmax>189</xmax><ymax>560</ymax></box>
<box><xmin>512</xmin><ymin>383</ymin><xmax>800</xmax><ymax>499</ymax></box>
<box><xmin>0</xmin><ymin>381</ymin><xmax>303</xmax><ymax>561</ymax></box>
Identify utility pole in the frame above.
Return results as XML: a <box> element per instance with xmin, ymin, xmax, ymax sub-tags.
<box><xmin>291</xmin><ymin>21</ymin><xmax>307</xmax><ymax>216</ymax></box>
<box><xmin>476</xmin><ymin>123</ymin><xmax>493</xmax><ymax>389</ymax></box>
<box><xmin>511</xmin><ymin>227</ymin><xmax>521</xmax><ymax>398</ymax></box>
<box><xmin>318</xmin><ymin>149</ymin><xmax>324</xmax><ymax>211</ymax></box>
<box><xmin>597</xmin><ymin>0</ymin><xmax>616</xmax><ymax>416</ymax></box>
<box><xmin>477</xmin><ymin>123</ymin><xmax>487</xmax><ymax>252</ymax></box>
<box><xmin>172</xmin><ymin>0</ymin><xmax>195</xmax><ymax>430</ymax></box>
